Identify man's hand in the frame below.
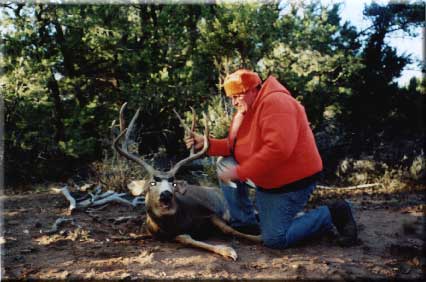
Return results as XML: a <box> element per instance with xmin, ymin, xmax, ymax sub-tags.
<box><xmin>184</xmin><ymin>131</ymin><xmax>205</xmax><ymax>152</ymax></box>
<box><xmin>218</xmin><ymin>165</ymin><xmax>239</xmax><ymax>183</ymax></box>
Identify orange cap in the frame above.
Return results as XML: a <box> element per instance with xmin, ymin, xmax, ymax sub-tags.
<box><xmin>223</xmin><ymin>69</ymin><xmax>261</xmax><ymax>97</ymax></box>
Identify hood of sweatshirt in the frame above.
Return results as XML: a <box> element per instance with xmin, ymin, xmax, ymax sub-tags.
<box><xmin>251</xmin><ymin>75</ymin><xmax>291</xmax><ymax>109</ymax></box>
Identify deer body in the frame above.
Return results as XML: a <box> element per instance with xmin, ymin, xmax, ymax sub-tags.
<box><xmin>114</xmin><ymin>103</ymin><xmax>261</xmax><ymax>260</ymax></box>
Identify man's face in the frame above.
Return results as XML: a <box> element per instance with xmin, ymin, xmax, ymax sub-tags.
<box><xmin>230</xmin><ymin>88</ymin><xmax>258</xmax><ymax>113</ymax></box>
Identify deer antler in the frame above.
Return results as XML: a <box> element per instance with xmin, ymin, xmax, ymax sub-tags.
<box><xmin>169</xmin><ymin>108</ymin><xmax>209</xmax><ymax>176</ymax></box>
<box><xmin>113</xmin><ymin>103</ymin><xmax>157</xmax><ymax>175</ymax></box>
<box><xmin>173</xmin><ymin>107</ymin><xmax>197</xmax><ymax>154</ymax></box>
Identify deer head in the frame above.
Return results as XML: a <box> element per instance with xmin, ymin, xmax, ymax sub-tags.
<box><xmin>113</xmin><ymin>103</ymin><xmax>209</xmax><ymax>217</ymax></box>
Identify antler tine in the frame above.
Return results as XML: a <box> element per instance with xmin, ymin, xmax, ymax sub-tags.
<box><xmin>123</xmin><ymin>105</ymin><xmax>140</xmax><ymax>151</ymax></box>
<box><xmin>189</xmin><ymin>106</ymin><xmax>196</xmax><ymax>155</ymax></box>
<box><xmin>173</xmin><ymin>107</ymin><xmax>196</xmax><ymax>155</ymax></box>
<box><xmin>169</xmin><ymin>111</ymin><xmax>209</xmax><ymax>176</ymax></box>
<box><xmin>114</xmin><ymin>103</ymin><xmax>156</xmax><ymax>175</ymax></box>
<box><xmin>119</xmin><ymin>102</ymin><xmax>127</xmax><ymax>132</ymax></box>
<box><xmin>110</xmin><ymin>119</ymin><xmax>117</xmax><ymax>139</ymax></box>
<box><xmin>172</xmin><ymin>108</ymin><xmax>191</xmax><ymax>132</ymax></box>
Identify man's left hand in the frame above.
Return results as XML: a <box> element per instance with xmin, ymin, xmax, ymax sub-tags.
<box><xmin>218</xmin><ymin>165</ymin><xmax>239</xmax><ymax>183</ymax></box>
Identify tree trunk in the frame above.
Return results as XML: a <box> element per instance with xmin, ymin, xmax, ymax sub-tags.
<box><xmin>48</xmin><ymin>71</ymin><xmax>65</xmax><ymax>144</ymax></box>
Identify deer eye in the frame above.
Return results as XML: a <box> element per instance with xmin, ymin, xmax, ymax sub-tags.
<box><xmin>150</xmin><ymin>181</ymin><xmax>156</xmax><ymax>186</ymax></box>
<box><xmin>172</xmin><ymin>183</ymin><xmax>177</xmax><ymax>187</ymax></box>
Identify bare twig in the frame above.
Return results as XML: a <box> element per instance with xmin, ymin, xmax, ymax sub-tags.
<box><xmin>317</xmin><ymin>183</ymin><xmax>384</xmax><ymax>190</ymax></box>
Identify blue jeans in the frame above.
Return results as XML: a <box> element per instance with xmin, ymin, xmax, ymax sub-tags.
<box><xmin>217</xmin><ymin>156</ymin><xmax>334</xmax><ymax>249</ymax></box>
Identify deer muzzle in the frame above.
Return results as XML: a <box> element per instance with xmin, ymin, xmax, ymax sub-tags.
<box><xmin>159</xmin><ymin>190</ymin><xmax>173</xmax><ymax>205</ymax></box>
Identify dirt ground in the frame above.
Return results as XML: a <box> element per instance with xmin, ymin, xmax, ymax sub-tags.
<box><xmin>1</xmin><ymin>185</ymin><xmax>425</xmax><ymax>280</ymax></box>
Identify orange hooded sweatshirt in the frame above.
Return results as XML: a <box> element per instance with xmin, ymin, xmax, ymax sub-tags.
<box><xmin>208</xmin><ymin>76</ymin><xmax>323</xmax><ymax>190</ymax></box>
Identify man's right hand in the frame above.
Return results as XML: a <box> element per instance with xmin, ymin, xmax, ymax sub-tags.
<box><xmin>184</xmin><ymin>132</ymin><xmax>205</xmax><ymax>151</ymax></box>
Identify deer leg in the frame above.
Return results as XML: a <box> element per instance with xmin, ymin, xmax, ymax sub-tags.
<box><xmin>211</xmin><ymin>216</ymin><xmax>262</xmax><ymax>244</ymax></box>
<box><xmin>174</xmin><ymin>234</ymin><xmax>237</xmax><ymax>261</ymax></box>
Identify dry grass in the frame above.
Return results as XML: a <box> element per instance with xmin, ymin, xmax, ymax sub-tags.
<box><xmin>90</xmin><ymin>149</ymin><xmax>149</xmax><ymax>192</ymax></box>
<box><xmin>311</xmin><ymin>174</ymin><xmax>425</xmax><ymax>204</ymax></box>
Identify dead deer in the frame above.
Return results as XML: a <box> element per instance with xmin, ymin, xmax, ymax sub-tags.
<box><xmin>113</xmin><ymin>103</ymin><xmax>261</xmax><ymax>260</ymax></box>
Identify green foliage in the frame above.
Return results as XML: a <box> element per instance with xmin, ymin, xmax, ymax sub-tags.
<box><xmin>340</xmin><ymin>2</ymin><xmax>424</xmax><ymax>145</ymax></box>
<box><xmin>180</xmin><ymin>94</ymin><xmax>231</xmax><ymax>140</ymax></box>
<box><xmin>1</xmin><ymin>2</ymin><xmax>423</xmax><ymax>186</ymax></box>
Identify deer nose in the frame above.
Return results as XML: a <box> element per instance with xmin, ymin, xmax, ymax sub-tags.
<box><xmin>159</xmin><ymin>190</ymin><xmax>173</xmax><ymax>203</ymax></box>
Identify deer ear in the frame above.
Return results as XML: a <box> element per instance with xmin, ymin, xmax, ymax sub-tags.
<box><xmin>128</xmin><ymin>180</ymin><xmax>148</xmax><ymax>196</ymax></box>
<box><xmin>174</xmin><ymin>180</ymin><xmax>187</xmax><ymax>195</ymax></box>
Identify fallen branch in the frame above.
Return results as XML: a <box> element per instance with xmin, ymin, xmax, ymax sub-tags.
<box><xmin>58</xmin><ymin>185</ymin><xmax>145</xmax><ymax>211</ymax></box>
<box><xmin>132</xmin><ymin>196</ymin><xmax>145</xmax><ymax>207</ymax></box>
<box><xmin>110</xmin><ymin>234</ymin><xmax>151</xmax><ymax>241</ymax></box>
<box><xmin>78</xmin><ymin>190</ymin><xmax>117</xmax><ymax>207</ymax></box>
<box><xmin>60</xmin><ymin>186</ymin><xmax>77</xmax><ymax>211</ymax></box>
<box><xmin>317</xmin><ymin>183</ymin><xmax>384</xmax><ymax>190</ymax></box>
<box><xmin>88</xmin><ymin>193</ymin><xmax>134</xmax><ymax>207</ymax></box>
<box><xmin>45</xmin><ymin>217</ymin><xmax>79</xmax><ymax>235</ymax></box>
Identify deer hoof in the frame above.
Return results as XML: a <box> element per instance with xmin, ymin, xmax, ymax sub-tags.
<box><xmin>217</xmin><ymin>245</ymin><xmax>238</xmax><ymax>261</ymax></box>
